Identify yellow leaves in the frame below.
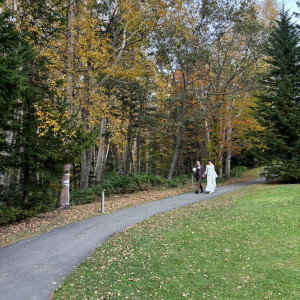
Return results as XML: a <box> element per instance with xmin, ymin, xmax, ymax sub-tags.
<box><xmin>35</xmin><ymin>102</ymin><xmax>75</xmax><ymax>141</ymax></box>
<box><xmin>256</xmin><ymin>0</ymin><xmax>279</xmax><ymax>26</ymax></box>
<box><xmin>6</xmin><ymin>0</ymin><xmax>195</xmax><ymax>159</ymax></box>
<box><xmin>28</xmin><ymin>26</ymin><xmax>41</xmax><ymax>35</ymax></box>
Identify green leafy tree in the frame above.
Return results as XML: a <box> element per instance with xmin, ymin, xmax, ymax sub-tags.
<box><xmin>253</xmin><ymin>9</ymin><xmax>300</xmax><ymax>182</ymax></box>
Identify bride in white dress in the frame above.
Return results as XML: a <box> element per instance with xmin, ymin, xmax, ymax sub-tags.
<box><xmin>205</xmin><ymin>161</ymin><xmax>218</xmax><ymax>194</ymax></box>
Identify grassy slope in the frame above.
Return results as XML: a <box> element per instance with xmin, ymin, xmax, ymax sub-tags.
<box><xmin>52</xmin><ymin>184</ymin><xmax>300</xmax><ymax>300</ymax></box>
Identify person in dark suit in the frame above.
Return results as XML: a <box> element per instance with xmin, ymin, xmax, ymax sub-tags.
<box><xmin>193</xmin><ymin>160</ymin><xmax>205</xmax><ymax>194</ymax></box>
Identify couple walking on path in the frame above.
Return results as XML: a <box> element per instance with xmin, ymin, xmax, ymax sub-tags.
<box><xmin>194</xmin><ymin>160</ymin><xmax>218</xmax><ymax>194</ymax></box>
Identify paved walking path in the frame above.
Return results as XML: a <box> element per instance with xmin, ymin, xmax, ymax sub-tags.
<box><xmin>0</xmin><ymin>178</ymin><xmax>264</xmax><ymax>300</ymax></box>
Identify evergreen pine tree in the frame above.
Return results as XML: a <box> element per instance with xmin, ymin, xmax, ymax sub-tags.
<box><xmin>0</xmin><ymin>6</ymin><xmax>27</xmax><ymax>157</ymax></box>
<box><xmin>254</xmin><ymin>9</ymin><xmax>300</xmax><ymax>182</ymax></box>
<box><xmin>0</xmin><ymin>5</ymin><xmax>35</xmax><ymax>186</ymax></box>
<box><xmin>0</xmin><ymin>6</ymin><xmax>61</xmax><ymax>206</ymax></box>
<box><xmin>0</xmin><ymin>3</ymin><xmax>85</xmax><ymax>211</ymax></box>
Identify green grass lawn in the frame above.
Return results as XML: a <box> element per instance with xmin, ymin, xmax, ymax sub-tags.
<box><xmin>52</xmin><ymin>184</ymin><xmax>300</xmax><ymax>300</ymax></box>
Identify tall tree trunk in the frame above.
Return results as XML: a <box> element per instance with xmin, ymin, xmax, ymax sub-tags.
<box><xmin>168</xmin><ymin>90</ymin><xmax>187</xmax><ymax>179</ymax></box>
<box><xmin>80</xmin><ymin>61</ymin><xmax>92</xmax><ymax>190</ymax></box>
<box><xmin>94</xmin><ymin>120</ymin><xmax>110</xmax><ymax>183</ymax></box>
<box><xmin>16</xmin><ymin>167</ymin><xmax>21</xmax><ymax>191</ymax></box>
<box><xmin>22</xmin><ymin>163</ymin><xmax>30</xmax><ymax>203</ymax></box>
<box><xmin>80</xmin><ymin>149</ymin><xmax>93</xmax><ymax>190</ymax></box>
<box><xmin>218</xmin><ymin>121</ymin><xmax>225</xmax><ymax>179</ymax></box>
<box><xmin>94</xmin><ymin>119</ymin><xmax>106</xmax><ymax>182</ymax></box>
<box><xmin>158</xmin><ymin>142</ymin><xmax>163</xmax><ymax>175</ymax></box>
<box><xmin>100</xmin><ymin>143</ymin><xmax>110</xmax><ymax>182</ymax></box>
<box><xmin>124</xmin><ymin>123</ymin><xmax>132</xmax><ymax>175</ymax></box>
<box><xmin>134</xmin><ymin>125</ymin><xmax>141</xmax><ymax>175</ymax></box>
<box><xmin>225</xmin><ymin>150</ymin><xmax>232</xmax><ymax>177</ymax></box>
<box><xmin>167</xmin><ymin>68</ymin><xmax>190</xmax><ymax>179</ymax></box>
<box><xmin>73</xmin><ymin>163</ymin><xmax>78</xmax><ymax>191</ymax></box>
<box><xmin>118</xmin><ymin>151</ymin><xmax>124</xmax><ymax>177</ymax></box>
<box><xmin>168</xmin><ymin>124</ymin><xmax>183</xmax><ymax>179</ymax></box>
<box><xmin>95</xmin><ymin>147</ymin><xmax>110</xmax><ymax>183</ymax></box>
<box><xmin>218</xmin><ymin>154</ymin><xmax>223</xmax><ymax>178</ymax></box>
<box><xmin>145</xmin><ymin>133</ymin><xmax>150</xmax><ymax>174</ymax></box>
<box><xmin>0</xmin><ymin>130</ymin><xmax>17</xmax><ymax>190</ymax></box>
<box><xmin>205</xmin><ymin>119</ymin><xmax>210</xmax><ymax>144</ymax></box>
<box><xmin>134</xmin><ymin>94</ymin><xmax>144</xmax><ymax>175</ymax></box>
<box><xmin>225</xmin><ymin>123</ymin><xmax>233</xmax><ymax>177</ymax></box>
<box><xmin>60</xmin><ymin>0</ymin><xmax>75</xmax><ymax>207</ymax></box>
<box><xmin>22</xmin><ymin>81</ymin><xmax>35</xmax><ymax>204</ymax></box>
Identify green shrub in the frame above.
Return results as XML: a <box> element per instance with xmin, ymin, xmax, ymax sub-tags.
<box><xmin>216</xmin><ymin>177</ymin><xmax>226</xmax><ymax>184</ymax></box>
<box><xmin>264</xmin><ymin>159</ymin><xmax>300</xmax><ymax>183</ymax></box>
<box><xmin>0</xmin><ymin>173</ymin><xmax>192</xmax><ymax>225</ymax></box>
<box><xmin>0</xmin><ymin>205</ymin><xmax>38</xmax><ymax>225</ymax></box>
<box><xmin>0</xmin><ymin>187</ymin><xmax>57</xmax><ymax>225</ymax></box>
<box><xmin>70</xmin><ymin>189</ymin><xmax>97</xmax><ymax>205</ymax></box>
<box><xmin>69</xmin><ymin>173</ymin><xmax>191</xmax><ymax>206</ymax></box>
<box><xmin>146</xmin><ymin>174</ymin><xmax>168</xmax><ymax>186</ymax></box>
<box><xmin>230</xmin><ymin>166</ymin><xmax>248</xmax><ymax>178</ymax></box>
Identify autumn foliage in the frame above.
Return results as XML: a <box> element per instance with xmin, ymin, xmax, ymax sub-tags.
<box><xmin>1</xmin><ymin>0</ymin><xmax>290</xmax><ymax>218</ymax></box>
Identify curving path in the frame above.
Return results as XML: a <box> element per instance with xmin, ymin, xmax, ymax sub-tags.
<box><xmin>0</xmin><ymin>178</ymin><xmax>264</xmax><ymax>300</ymax></box>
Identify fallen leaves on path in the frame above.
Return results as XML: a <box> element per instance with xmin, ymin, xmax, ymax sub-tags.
<box><xmin>0</xmin><ymin>173</ymin><xmax>260</xmax><ymax>248</ymax></box>
<box><xmin>0</xmin><ymin>185</ymin><xmax>191</xmax><ymax>248</ymax></box>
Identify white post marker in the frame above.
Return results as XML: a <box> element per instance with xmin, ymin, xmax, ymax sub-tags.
<box><xmin>101</xmin><ymin>190</ymin><xmax>105</xmax><ymax>213</ymax></box>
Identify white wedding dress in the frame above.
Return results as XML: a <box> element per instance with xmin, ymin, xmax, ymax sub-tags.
<box><xmin>205</xmin><ymin>164</ymin><xmax>218</xmax><ymax>193</ymax></box>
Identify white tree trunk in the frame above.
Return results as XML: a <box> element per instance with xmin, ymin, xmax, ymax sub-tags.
<box><xmin>60</xmin><ymin>0</ymin><xmax>75</xmax><ymax>207</ymax></box>
<box><xmin>95</xmin><ymin>142</ymin><xmax>110</xmax><ymax>183</ymax></box>
<box><xmin>225</xmin><ymin>149</ymin><xmax>232</xmax><ymax>177</ymax></box>
<box><xmin>94</xmin><ymin>120</ymin><xmax>110</xmax><ymax>182</ymax></box>
<box><xmin>225</xmin><ymin>122</ymin><xmax>233</xmax><ymax>177</ymax></box>
<box><xmin>205</xmin><ymin>120</ymin><xmax>210</xmax><ymax>144</ymax></box>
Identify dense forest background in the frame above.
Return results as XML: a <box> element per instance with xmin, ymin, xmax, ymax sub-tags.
<box><xmin>0</xmin><ymin>0</ymin><xmax>299</xmax><ymax>219</ymax></box>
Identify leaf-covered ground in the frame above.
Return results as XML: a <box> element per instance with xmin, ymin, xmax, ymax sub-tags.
<box><xmin>0</xmin><ymin>169</ymin><xmax>261</xmax><ymax>248</ymax></box>
<box><xmin>52</xmin><ymin>184</ymin><xmax>300</xmax><ymax>300</ymax></box>
<box><xmin>0</xmin><ymin>186</ymin><xmax>191</xmax><ymax>248</ymax></box>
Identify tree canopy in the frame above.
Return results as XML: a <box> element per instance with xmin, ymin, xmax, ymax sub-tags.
<box><xmin>1</xmin><ymin>0</ymin><xmax>298</xmax><ymax>218</ymax></box>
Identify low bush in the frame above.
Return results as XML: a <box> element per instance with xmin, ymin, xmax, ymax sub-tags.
<box><xmin>216</xmin><ymin>177</ymin><xmax>226</xmax><ymax>184</ymax></box>
<box><xmin>0</xmin><ymin>173</ymin><xmax>198</xmax><ymax>225</ymax></box>
<box><xmin>264</xmin><ymin>159</ymin><xmax>300</xmax><ymax>183</ymax></box>
<box><xmin>0</xmin><ymin>205</ymin><xmax>38</xmax><ymax>225</ymax></box>
<box><xmin>230</xmin><ymin>166</ymin><xmax>248</xmax><ymax>178</ymax></box>
<box><xmin>0</xmin><ymin>189</ymin><xmax>57</xmax><ymax>225</ymax></box>
<box><xmin>70</xmin><ymin>189</ymin><xmax>98</xmax><ymax>206</ymax></box>
<box><xmin>70</xmin><ymin>173</ymin><xmax>190</xmax><ymax>206</ymax></box>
